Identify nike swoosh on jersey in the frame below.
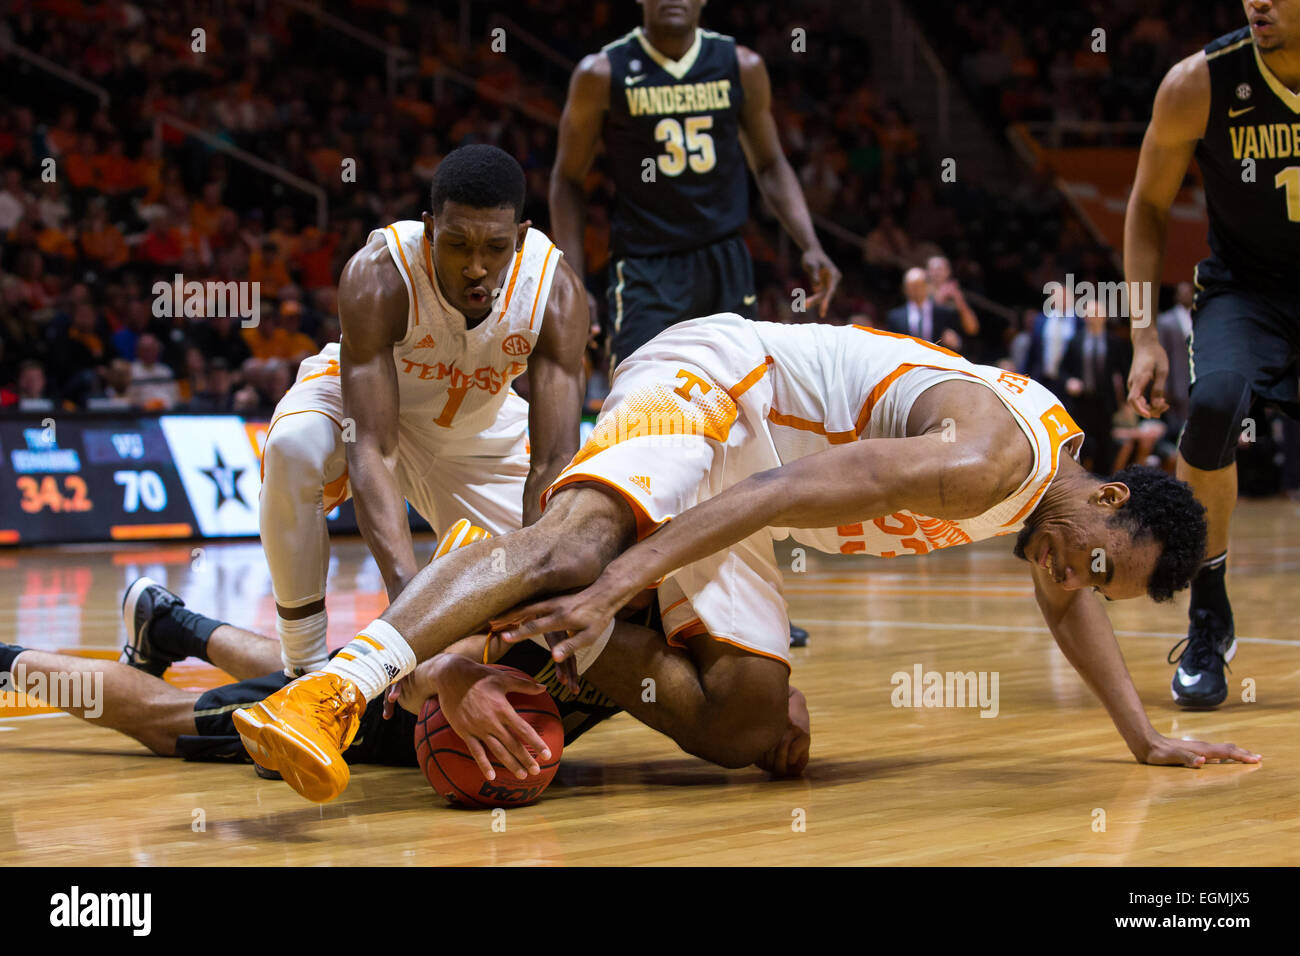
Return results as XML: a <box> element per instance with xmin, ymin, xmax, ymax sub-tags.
<box><xmin>742</xmin><ymin>294</ymin><xmax>757</xmax><ymax>305</ymax></box>
<box><xmin>1228</xmin><ymin>106</ymin><xmax>1256</xmax><ymax>118</ymax></box>
<box><xmin>625</xmin><ymin>75</ymin><xmax>646</xmax><ymax>86</ymax></box>
<box><xmin>1176</xmin><ymin>669</ymin><xmax>1203</xmax><ymax>687</ymax></box>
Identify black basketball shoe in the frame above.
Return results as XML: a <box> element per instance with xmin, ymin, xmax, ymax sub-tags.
<box><xmin>119</xmin><ymin>576</ymin><xmax>185</xmax><ymax>677</ymax></box>
<box><xmin>789</xmin><ymin>622</ymin><xmax>809</xmax><ymax>648</ymax></box>
<box><xmin>1167</xmin><ymin>609</ymin><xmax>1236</xmax><ymax>709</ymax></box>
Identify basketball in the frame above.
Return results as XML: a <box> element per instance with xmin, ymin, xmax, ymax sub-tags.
<box><xmin>413</xmin><ymin>665</ymin><xmax>564</xmax><ymax>808</ymax></box>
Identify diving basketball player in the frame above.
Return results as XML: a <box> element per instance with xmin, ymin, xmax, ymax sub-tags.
<box><xmin>235</xmin><ymin>317</ymin><xmax>1259</xmax><ymax>802</ymax></box>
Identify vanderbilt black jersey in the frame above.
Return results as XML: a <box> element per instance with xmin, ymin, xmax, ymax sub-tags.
<box><xmin>603</xmin><ymin>27</ymin><xmax>749</xmax><ymax>257</ymax></box>
<box><xmin>1194</xmin><ymin>27</ymin><xmax>1300</xmax><ymax>289</ymax></box>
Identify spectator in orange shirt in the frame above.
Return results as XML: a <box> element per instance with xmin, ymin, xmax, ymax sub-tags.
<box><xmin>247</xmin><ymin>239</ymin><xmax>291</xmax><ymax>298</ymax></box>
<box><xmin>393</xmin><ymin>79</ymin><xmax>435</xmax><ymax>128</ymax></box>
<box><xmin>64</xmin><ymin>133</ymin><xmax>100</xmax><ymax>191</ymax></box>
<box><xmin>267</xmin><ymin>207</ymin><xmax>300</xmax><ymax>260</ymax></box>
<box><xmin>136</xmin><ymin>138</ymin><xmax>166</xmax><ymax>205</ymax></box>
<box><xmin>241</xmin><ymin>300</ymin><xmax>313</xmax><ymax>364</ymax></box>
<box><xmin>79</xmin><ymin>202</ymin><xmax>129</xmax><ymax>271</ymax></box>
<box><xmin>274</xmin><ymin>301</ymin><xmax>317</xmax><ymax>363</ymax></box>
<box><xmin>46</xmin><ymin>106</ymin><xmax>80</xmax><ymax>157</ymax></box>
<box><xmin>307</xmin><ymin>133</ymin><xmax>343</xmax><ymax>185</ymax></box>
<box><xmin>295</xmin><ymin>227</ymin><xmax>338</xmax><ymax>291</ymax></box>
<box><xmin>34</xmin><ymin>220</ymin><xmax>76</xmax><ymax>260</ymax></box>
<box><xmin>96</xmin><ymin>138</ymin><xmax>140</xmax><ymax>194</ymax></box>
<box><xmin>190</xmin><ymin>181</ymin><xmax>230</xmax><ymax>239</ymax></box>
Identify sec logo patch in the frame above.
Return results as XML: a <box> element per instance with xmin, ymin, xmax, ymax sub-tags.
<box><xmin>502</xmin><ymin>334</ymin><xmax>531</xmax><ymax>356</ymax></box>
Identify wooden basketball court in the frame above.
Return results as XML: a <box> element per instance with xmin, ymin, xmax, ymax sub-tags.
<box><xmin>2</xmin><ymin>499</ymin><xmax>1296</xmax><ymax>865</ymax></box>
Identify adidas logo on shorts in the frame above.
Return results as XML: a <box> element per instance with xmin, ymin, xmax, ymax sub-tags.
<box><xmin>628</xmin><ymin>475</ymin><xmax>652</xmax><ymax>494</ymax></box>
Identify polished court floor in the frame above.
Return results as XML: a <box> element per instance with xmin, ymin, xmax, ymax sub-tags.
<box><xmin>1</xmin><ymin>499</ymin><xmax>1297</xmax><ymax>865</ymax></box>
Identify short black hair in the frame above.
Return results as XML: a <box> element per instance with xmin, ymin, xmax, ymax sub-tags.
<box><xmin>1105</xmin><ymin>465</ymin><xmax>1207</xmax><ymax>603</ymax></box>
<box><xmin>429</xmin><ymin>145</ymin><xmax>525</xmax><ymax>221</ymax></box>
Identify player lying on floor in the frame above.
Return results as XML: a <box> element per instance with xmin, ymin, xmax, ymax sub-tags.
<box><xmin>0</xmin><ymin>524</ymin><xmax>809</xmax><ymax>779</ymax></box>
<box><xmin>236</xmin><ymin>314</ymin><xmax>1261</xmax><ymax>803</ymax></box>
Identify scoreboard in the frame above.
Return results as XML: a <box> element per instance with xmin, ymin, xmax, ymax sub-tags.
<box><xmin>0</xmin><ymin>412</ymin><xmax>599</xmax><ymax>545</ymax></box>
<box><xmin>0</xmin><ymin>414</ymin><xmax>360</xmax><ymax>545</ymax></box>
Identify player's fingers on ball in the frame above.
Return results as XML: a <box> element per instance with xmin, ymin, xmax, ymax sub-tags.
<box><xmin>506</xmin><ymin>713</ymin><xmax>550</xmax><ymax>764</ymax></box>
<box><xmin>501</xmin><ymin>729</ymin><xmax>541</xmax><ymax>778</ymax></box>
<box><xmin>484</xmin><ymin>731</ymin><xmax>529</xmax><ymax>779</ymax></box>
<box><xmin>465</xmin><ymin>736</ymin><xmax>496</xmax><ymax>781</ymax></box>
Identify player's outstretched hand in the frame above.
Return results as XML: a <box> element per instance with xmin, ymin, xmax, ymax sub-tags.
<box><xmin>1137</xmin><ymin>734</ymin><xmax>1261</xmax><ymax>768</ymax></box>
<box><xmin>1126</xmin><ymin>338</ymin><xmax>1170</xmax><ymax>418</ymax></box>
<box><xmin>494</xmin><ymin>587</ymin><xmax>619</xmax><ymax>664</ymax></box>
<box><xmin>431</xmin><ymin>655</ymin><xmax>551</xmax><ymax>781</ymax></box>
<box><xmin>754</xmin><ymin>687</ymin><xmax>811</xmax><ymax>777</ymax></box>
<box><xmin>802</xmin><ymin>247</ymin><xmax>841</xmax><ymax>318</ymax></box>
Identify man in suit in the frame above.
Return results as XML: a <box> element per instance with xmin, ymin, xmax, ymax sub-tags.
<box><xmin>1062</xmin><ymin>300</ymin><xmax>1130</xmax><ymax>474</ymax></box>
<box><xmin>1156</xmin><ymin>281</ymin><xmax>1195</xmax><ymax>439</ymax></box>
<box><xmin>1024</xmin><ymin>285</ymin><xmax>1080</xmax><ymax>400</ymax></box>
<box><xmin>887</xmin><ymin>267</ymin><xmax>962</xmax><ymax>352</ymax></box>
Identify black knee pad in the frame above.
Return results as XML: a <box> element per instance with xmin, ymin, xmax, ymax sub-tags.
<box><xmin>1179</xmin><ymin>371</ymin><xmax>1254</xmax><ymax>470</ymax></box>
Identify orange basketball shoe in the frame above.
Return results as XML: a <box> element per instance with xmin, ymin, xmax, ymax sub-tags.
<box><xmin>236</xmin><ymin>519</ymin><xmax>493</xmax><ymax>803</ymax></box>
<box><xmin>232</xmin><ymin>672</ymin><xmax>364</xmax><ymax>803</ymax></box>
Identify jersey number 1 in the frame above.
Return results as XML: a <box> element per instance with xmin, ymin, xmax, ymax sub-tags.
<box><xmin>1276</xmin><ymin>167</ymin><xmax>1300</xmax><ymax>222</ymax></box>
<box><xmin>654</xmin><ymin>116</ymin><xmax>717</xmax><ymax>176</ymax></box>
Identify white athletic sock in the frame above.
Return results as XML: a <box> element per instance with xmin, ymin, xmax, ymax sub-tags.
<box><xmin>278</xmin><ymin>610</ymin><xmax>329</xmax><ymax>677</ymax></box>
<box><xmin>322</xmin><ymin>619</ymin><xmax>416</xmax><ymax>702</ymax></box>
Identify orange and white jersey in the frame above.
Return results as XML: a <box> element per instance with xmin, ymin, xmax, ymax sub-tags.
<box><xmin>276</xmin><ymin>221</ymin><xmax>562</xmax><ymax>444</ymax></box>
<box><xmin>543</xmin><ymin>313</ymin><xmax>1083</xmax><ymax>665</ymax></box>
<box><xmin>745</xmin><ymin>319</ymin><xmax>1085</xmax><ymax>556</ymax></box>
<box><xmin>380</xmin><ymin>220</ymin><xmax>561</xmax><ymax>438</ymax></box>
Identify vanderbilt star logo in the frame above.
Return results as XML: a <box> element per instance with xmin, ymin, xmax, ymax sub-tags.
<box><xmin>1228</xmin><ymin>106</ymin><xmax>1256</xmax><ymax>118</ymax></box>
<box><xmin>200</xmin><ymin>449</ymin><xmax>249</xmax><ymax>510</ymax></box>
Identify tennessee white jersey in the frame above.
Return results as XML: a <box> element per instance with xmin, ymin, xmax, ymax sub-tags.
<box><xmin>746</xmin><ymin>320</ymin><xmax>1084</xmax><ymax>555</ymax></box>
<box><xmin>543</xmin><ymin>313</ymin><xmax>1084</xmax><ymax>664</ymax></box>
<box><xmin>551</xmin><ymin>314</ymin><xmax>1084</xmax><ymax>558</ymax></box>
<box><xmin>379</xmin><ymin>220</ymin><xmax>562</xmax><ymax>438</ymax></box>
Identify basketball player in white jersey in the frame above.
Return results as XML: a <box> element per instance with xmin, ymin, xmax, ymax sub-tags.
<box><xmin>256</xmin><ymin>145</ymin><xmax>589</xmax><ymax>678</ymax></box>
<box><xmin>236</xmin><ymin>315</ymin><xmax>1258</xmax><ymax>803</ymax></box>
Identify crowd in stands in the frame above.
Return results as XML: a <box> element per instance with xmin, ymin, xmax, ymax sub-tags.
<box><xmin>1</xmin><ymin>0</ymin><xmax>1294</xmax><ymax>494</ymax></box>
<box><xmin>916</xmin><ymin>1</ymin><xmax>1245</xmax><ymax>142</ymax></box>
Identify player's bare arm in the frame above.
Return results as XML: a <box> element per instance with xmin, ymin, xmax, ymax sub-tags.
<box><xmin>736</xmin><ymin>45</ymin><xmax>841</xmax><ymax>316</ymax></box>
<box><xmin>521</xmin><ymin>259</ymin><xmax>590</xmax><ymax>526</ymax></box>
<box><xmin>338</xmin><ymin>235</ymin><xmax>420</xmax><ymax>600</ymax></box>
<box><xmin>1125</xmin><ymin>51</ymin><xmax>1210</xmax><ymax>417</ymax></box>
<box><xmin>548</xmin><ymin>52</ymin><xmax>611</xmax><ymax>279</ymax></box>
<box><xmin>503</xmin><ymin>383</ymin><xmax>1029</xmax><ymax>655</ymax></box>
<box><xmin>1029</xmin><ymin>561</ymin><xmax>1259</xmax><ymax>768</ymax></box>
